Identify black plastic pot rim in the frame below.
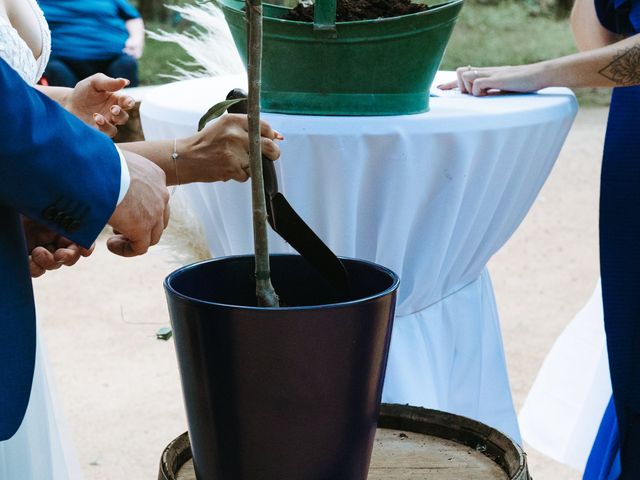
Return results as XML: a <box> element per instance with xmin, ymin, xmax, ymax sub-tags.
<box><xmin>164</xmin><ymin>254</ymin><xmax>400</xmax><ymax>312</ymax></box>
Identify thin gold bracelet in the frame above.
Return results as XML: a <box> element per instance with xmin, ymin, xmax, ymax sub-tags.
<box><xmin>172</xmin><ymin>138</ymin><xmax>180</xmax><ymax>186</ymax></box>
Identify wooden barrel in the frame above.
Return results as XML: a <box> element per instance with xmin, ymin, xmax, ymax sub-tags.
<box><xmin>158</xmin><ymin>404</ymin><xmax>530</xmax><ymax>480</ymax></box>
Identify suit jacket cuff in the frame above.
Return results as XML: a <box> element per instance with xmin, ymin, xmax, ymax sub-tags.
<box><xmin>115</xmin><ymin>146</ymin><xmax>130</xmax><ymax>205</ymax></box>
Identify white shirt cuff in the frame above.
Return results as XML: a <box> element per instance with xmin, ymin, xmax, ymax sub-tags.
<box><xmin>115</xmin><ymin>146</ymin><xmax>130</xmax><ymax>205</ymax></box>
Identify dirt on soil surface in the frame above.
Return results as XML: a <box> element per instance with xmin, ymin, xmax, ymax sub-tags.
<box><xmin>283</xmin><ymin>0</ymin><xmax>429</xmax><ymax>22</ymax></box>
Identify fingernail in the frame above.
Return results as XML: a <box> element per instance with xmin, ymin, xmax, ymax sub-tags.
<box><xmin>111</xmin><ymin>106</ymin><xmax>120</xmax><ymax>114</ymax></box>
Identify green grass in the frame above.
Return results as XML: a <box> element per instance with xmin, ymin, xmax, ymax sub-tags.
<box><xmin>139</xmin><ymin>1</ymin><xmax>611</xmax><ymax>106</ymax></box>
<box><xmin>138</xmin><ymin>20</ymin><xmax>194</xmax><ymax>86</ymax></box>
<box><xmin>442</xmin><ymin>2</ymin><xmax>576</xmax><ymax>69</ymax></box>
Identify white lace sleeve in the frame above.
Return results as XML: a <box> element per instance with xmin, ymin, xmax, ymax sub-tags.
<box><xmin>0</xmin><ymin>0</ymin><xmax>51</xmax><ymax>84</ymax></box>
<box><xmin>28</xmin><ymin>0</ymin><xmax>51</xmax><ymax>82</ymax></box>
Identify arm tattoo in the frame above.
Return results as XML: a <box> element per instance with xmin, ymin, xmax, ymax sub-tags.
<box><xmin>599</xmin><ymin>45</ymin><xmax>640</xmax><ymax>86</ymax></box>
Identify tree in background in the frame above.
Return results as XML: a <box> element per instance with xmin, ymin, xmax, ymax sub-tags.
<box><xmin>133</xmin><ymin>0</ymin><xmax>169</xmax><ymax>21</ymax></box>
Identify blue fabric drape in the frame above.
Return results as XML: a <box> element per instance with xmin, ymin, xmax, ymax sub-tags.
<box><xmin>597</xmin><ymin>82</ymin><xmax>640</xmax><ymax>479</ymax></box>
<box><xmin>585</xmin><ymin>398</ymin><xmax>622</xmax><ymax>480</ymax></box>
<box><xmin>585</xmin><ymin>2</ymin><xmax>640</xmax><ymax>479</ymax></box>
<box><xmin>594</xmin><ymin>0</ymin><xmax>640</xmax><ymax>34</ymax></box>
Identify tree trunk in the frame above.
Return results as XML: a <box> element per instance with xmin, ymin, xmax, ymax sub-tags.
<box><xmin>247</xmin><ymin>0</ymin><xmax>279</xmax><ymax>307</ymax></box>
<box><xmin>136</xmin><ymin>0</ymin><xmax>168</xmax><ymax>21</ymax></box>
<box><xmin>555</xmin><ymin>0</ymin><xmax>574</xmax><ymax>18</ymax></box>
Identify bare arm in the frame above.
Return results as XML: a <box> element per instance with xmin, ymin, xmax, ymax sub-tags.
<box><xmin>441</xmin><ymin>32</ymin><xmax>640</xmax><ymax>95</ymax></box>
<box><xmin>124</xmin><ymin>18</ymin><xmax>145</xmax><ymax>59</ymax></box>
<box><xmin>118</xmin><ymin>114</ymin><xmax>282</xmax><ymax>186</ymax></box>
<box><xmin>541</xmin><ymin>34</ymin><xmax>640</xmax><ymax>88</ymax></box>
<box><xmin>34</xmin><ymin>75</ymin><xmax>134</xmax><ymax>137</ymax></box>
<box><xmin>571</xmin><ymin>0</ymin><xmax>622</xmax><ymax>51</ymax></box>
<box><xmin>35</xmin><ymin>85</ymin><xmax>71</xmax><ymax>106</ymax></box>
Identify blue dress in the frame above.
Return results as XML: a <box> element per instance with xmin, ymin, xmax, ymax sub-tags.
<box><xmin>584</xmin><ymin>1</ymin><xmax>640</xmax><ymax>478</ymax></box>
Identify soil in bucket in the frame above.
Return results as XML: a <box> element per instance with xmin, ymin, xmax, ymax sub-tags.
<box><xmin>283</xmin><ymin>0</ymin><xmax>430</xmax><ymax>22</ymax></box>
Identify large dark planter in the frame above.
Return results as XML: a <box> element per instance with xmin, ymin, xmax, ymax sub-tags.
<box><xmin>164</xmin><ymin>254</ymin><xmax>399</xmax><ymax>480</ymax></box>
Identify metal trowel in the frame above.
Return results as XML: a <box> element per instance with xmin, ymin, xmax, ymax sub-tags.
<box><xmin>226</xmin><ymin>89</ymin><xmax>350</xmax><ymax>296</ymax></box>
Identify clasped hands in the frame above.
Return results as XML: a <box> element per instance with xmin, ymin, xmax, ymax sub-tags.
<box><xmin>23</xmin><ymin>217</ymin><xmax>94</xmax><ymax>278</ymax></box>
<box><xmin>24</xmin><ymin>150</ymin><xmax>170</xmax><ymax>277</ymax></box>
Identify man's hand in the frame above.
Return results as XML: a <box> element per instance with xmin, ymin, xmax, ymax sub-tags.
<box><xmin>22</xmin><ymin>217</ymin><xmax>94</xmax><ymax>278</ymax></box>
<box><xmin>67</xmin><ymin>74</ymin><xmax>136</xmax><ymax>138</ymax></box>
<box><xmin>107</xmin><ymin>151</ymin><xmax>170</xmax><ymax>257</ymax></box>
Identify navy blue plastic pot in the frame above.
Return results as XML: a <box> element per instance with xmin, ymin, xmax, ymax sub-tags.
<box><xmin>164</xmin><ymin>254</ymin><xmax>399</xmax><ymax>480</ymax></box>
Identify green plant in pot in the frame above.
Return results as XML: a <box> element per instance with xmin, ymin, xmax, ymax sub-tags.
<box><xmin>163</xmin><ymin>1</ymin><xmax>400</xmax><ymax>479</ymax></box>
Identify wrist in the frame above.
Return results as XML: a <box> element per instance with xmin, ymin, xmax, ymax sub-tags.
<box><xmin>61</xmin><ymin>88</ymin><xmax>72</xmax><ymax>109</ymax></box>
<box><xmin>171</xmin><ymin>137</ymin><xmax>195</xmax><ymax>185</ymax></box>
<box><xmin>529</xmin><ymin>61</ymin><xmax>554</xmax><ymax>90</ymax></box>
<box><xmin>536</xmin><ymin>58</ymin><xmax>573</xmax><ymax>89</ymax></box>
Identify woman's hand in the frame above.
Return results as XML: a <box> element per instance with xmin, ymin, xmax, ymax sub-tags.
<box><xmin>67</xmin><ymin>73</ymin><xmax>136</xmax><ymax>137</ymax></box>
<box><xmin>438</xmin><ymin>63</ymin><xmax>548</xmax><ymax>96</ymax></box>
<box><xmin>22</xmin><ymin>217</ymin><xmax>94</xmax><ymax>278</ymax></box>
<box><xmin>176</xmin><ymin>114</ymin><xmax>283</xmax><ymax>184</ymax></box>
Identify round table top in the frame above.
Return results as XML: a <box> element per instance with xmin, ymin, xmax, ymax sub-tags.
<box><xmin>141</xmin><ymin>72</ymin><xmax>577</xmax><ymax>133</ymax></box>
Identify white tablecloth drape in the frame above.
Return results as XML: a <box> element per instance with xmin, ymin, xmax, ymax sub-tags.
<box><xmin>141</xmin><ymin>72</ymin><xmax>578</xmax><ymax>444</ymax></box>
<box><xmin>519</xmin><ymin>282</ymin><xmax>611</xmax><ymax>470</ymax></box>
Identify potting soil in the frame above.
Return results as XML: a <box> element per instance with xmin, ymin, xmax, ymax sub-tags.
<box><xmin>283</xmin><ymin>0</ymin><xmax>430</xmax><ymax>22</ymax></box>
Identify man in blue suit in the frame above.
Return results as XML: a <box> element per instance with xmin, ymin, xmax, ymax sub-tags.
<box><xmin>0</xmin><ymin>57</ymin><xmax>170</xmax><ymax>440</ymax></box>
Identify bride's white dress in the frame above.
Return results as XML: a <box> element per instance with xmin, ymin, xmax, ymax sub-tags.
<box><xmin>0</xmin><ymin>3</ymin><xmax>84</xmax><ymax>479</ymax></box>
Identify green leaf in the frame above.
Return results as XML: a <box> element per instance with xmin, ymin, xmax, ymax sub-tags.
<box><xmin>198</xmin><ymin>98</ymin><xmax>247</xmax><ymax>131</ymax></box>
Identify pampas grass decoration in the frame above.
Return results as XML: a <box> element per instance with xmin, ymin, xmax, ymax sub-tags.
<box><xmin>147</xmin><ymin>2</ymin><xmax>245</xmax><ymax>80</ymax></box>
<box><xmin>149</xmin><ymin>2</ymin><xmax>247</xmax><ymax>262</ymax></box>
<box><xmin>160</xmin><ymin>189</ymin><xmax>213</xmax><ymax>264</ymax></box>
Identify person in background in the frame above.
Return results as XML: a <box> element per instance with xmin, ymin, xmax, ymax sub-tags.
<box><xmin>38</xmin><ymin>0</ymin><xmax>144</xmax><ymax>87</ymax></box>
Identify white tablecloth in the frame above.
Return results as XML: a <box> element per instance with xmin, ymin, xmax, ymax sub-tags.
<box><xmin>519</xmin><ymin>281</ymin><xmax>611</xmax><ymax>470</ymax></box>
<box><xmin>141</xmin><ymin>72</ymin><xmax>578</xmax><ymax>444</ymax></box>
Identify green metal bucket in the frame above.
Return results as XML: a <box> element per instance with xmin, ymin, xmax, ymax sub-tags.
<box><xmin>220</xmin><ymin>0</ymin><xmax>464</xmax><ymax>115</ymax></box>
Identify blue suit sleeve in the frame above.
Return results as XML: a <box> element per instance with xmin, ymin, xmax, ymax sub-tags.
<box><xmin>0</xmin><ymin>58</ymin><xmax>121</xmax><ymax>248</ymax></box>
<box><xmin>115</xmin><ymin>0</ymin><xmax>141</xmax><ymax>21</ymax></box>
